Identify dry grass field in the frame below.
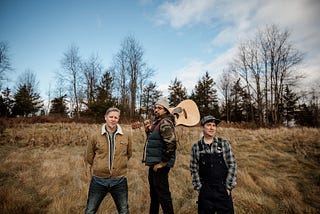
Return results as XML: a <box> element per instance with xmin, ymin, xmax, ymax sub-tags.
<box><xmin>0</xmin><ymin>122</ymin><xmax>319</xmax><ymax>213</ymax></box>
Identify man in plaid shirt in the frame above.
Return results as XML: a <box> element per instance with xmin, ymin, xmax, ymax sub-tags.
<box><xmin>190</xmin><ymin>115</ymin><xmax>237</xmax><ymax>214</ymax></box>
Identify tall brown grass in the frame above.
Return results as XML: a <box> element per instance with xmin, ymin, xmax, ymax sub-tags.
<box><xmin>0</xmin><ymin>123</ymin><xmax>319</xmax><ymax>213</ymax></box>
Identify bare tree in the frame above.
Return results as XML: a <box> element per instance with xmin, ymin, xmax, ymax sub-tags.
<box><xmin>259</xmin><ymin>24</ymin><xmax>303</xmax><ymax>124</ymax></box>
<box><xmin>237</xmin><ymin>38</ymin><xmax>264</xmax><ymax>125</ymax></box>
<box><xmin>60</xmin><ymin>44</ymin><xmax>82</xmax><ymax>118</ymax></box>
<box><xmin>234</xmin><ymin>43</ymin><xmax>255</xmax><ymax>122</ymax></box>
<box><xmin>54</xmin><ymin>70</ymin><xmax>68</xmax><ymax>98</ymax></box>
<box><xmin>113</xmin><ymin>49</ymin><xmax>130</xmax><ymax>117</ymax></box>
<box><xmin>16</xmin><ymin>69</ymin><xmax>40</xmax><ymax>94</ymax></box>
<box><xmin>218</xmin><ymin>66</ymin><xmax>235</xmax><ymax>122</ymax></box>
<box><xmin>82</xmin><ymin>54</ymin><xmax>102</xmax><ymax>106</ymax></box>
<box><xmin>45</xmin><ymin>84</ymin><xmax>51</xmax><ymax>115</ymax></box>
<box><xmin>126</xmin><ymin>37</ymin><xmax>141</xmax><ymax>117</ymax></box>
<box><xmin>0</xmin><ymin>41</ymin><xmax>13</xmax><ymax>89</ymax></box>
<box><xmin>233</xmin><ymin>24</ymin><xmax>303</xmax><ymax>125</ymax></box>
<box><xmin>113</xmin><ymin>35</ymin><xmax>154</xmax><ymax>119</ymax></box>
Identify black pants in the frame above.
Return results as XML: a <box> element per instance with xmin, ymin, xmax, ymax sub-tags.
<box><xmin>198</xmin><ymin>183</ymin><xmax>234</xmax><ymax>214</ymax></box>
<box><xmin>148</xmin><ymin>166</ymin><xmax>174</xmax><ymax>214</ymax></box>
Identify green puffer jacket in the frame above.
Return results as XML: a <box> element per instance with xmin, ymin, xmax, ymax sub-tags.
<box><xmin>143</xmin><ymin>113</ymin><xmax>177</xmax><ymax>167</ymax></box>
<box><xmin>85</xmin><ymin>124</ymin><xmax>132</xmax><ymax>178</ymax></box>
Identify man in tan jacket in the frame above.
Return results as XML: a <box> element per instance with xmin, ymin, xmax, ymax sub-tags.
<box><xmin>85</xmin><ymin>107</ymin><xmax>132</xmax><ymax>214</ymax></box>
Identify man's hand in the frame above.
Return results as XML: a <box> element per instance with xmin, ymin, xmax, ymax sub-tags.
<box><xmin>153</xmin><ymin>163</ymin><xmax>163</xmax><ymax>172</ymax></box>
<box><xmin>144</xmin><ymin>119</ymin><xmax>152</xmax><ymax>132</ymax></box>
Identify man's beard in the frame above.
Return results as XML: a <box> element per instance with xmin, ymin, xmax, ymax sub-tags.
<box><xmin>154</xmin><ymin>112</ymin><xmax>160</xmax><ymax>118</ymax></box>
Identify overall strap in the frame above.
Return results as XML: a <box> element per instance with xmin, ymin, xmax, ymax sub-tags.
<box><xmin>197</xmin><ymin>140</ymin><xmax>204</xmax><ymax>151</ymax></box>
<box><xmin>217</xmin><ymin>137</ymin><xmax>223</xmax><ymax>149</ymax></box>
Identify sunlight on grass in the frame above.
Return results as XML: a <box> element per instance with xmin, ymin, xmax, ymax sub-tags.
<box><xmin>0</xmin><ymin>123</ymin><xmax>319</xmax><ymax>213</ymax></box>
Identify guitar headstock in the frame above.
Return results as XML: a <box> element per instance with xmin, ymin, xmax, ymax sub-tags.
<box><xmin>131</xmin><ymin>121</ymin><xmax>143</xmax><ymax>129</ymax></box>
<box><xmin>131</xmin><ymin>119</ymin><xmax>152</xmax><ymax>130</ymax></box>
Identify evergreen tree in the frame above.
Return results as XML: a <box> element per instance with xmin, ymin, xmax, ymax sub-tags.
<box><xmin>0</xmin><ymin>95</ymin><xmax>6</xmax><ymax>117</ymax></box>
<box><xmin>282</xmin><ymin>85</ymin><xmax>299</xmax><ymax>126</ymax></box>
<box><xmin>141</xmin><ymin>82</ymin><xmax>162</xmax><ymax>119</ymax></box>
<box><xmin>229</xmin><ymin>79</ymin><xmax>244</xmax><ymax>122</ymax></box>
<box><xmin>49</xmin><ymin>95</ymin><xmax>68</xmax><ymax>116</ymax></box>
<box><xmin>168</xmin><ymin>77</ymin><xmax>188</xmax><ymax>107</ymax></box>
<box><xmin>309</xmin><ymin>88</ymin><xmax>320</xmax><ymax>127</ymax></box>
<box><xmin>296</xmin><ymin>104</ymin><xmax>314</xmax><ymax>127</ymax></box>
<box><xmin>12</xmin><ymin>84</ymin><xmax>43</xmax><ymax>116</ymax></box>
<box><xmin>96</xmin><ymin>71</ymin><xmax>115</xmax><ymax>104</ymax></box>
<box><xmin>190</xmin><ymin>71</ymin><xmax>219</xmax><ymax>117</ymax></box>
<box><xmin>296</xmin><ymin>88</ymin><xmax>319</xmax><ymax>127</ymax></box>
<box><xmin>84</xmin><ymin>71</ymin><xmax>117</xmax><ymax>122</ymax></box>
<box><xmin>0</xmin><ymin>88</ymin><xmax>14</xmax><ymax>117</ymax></box>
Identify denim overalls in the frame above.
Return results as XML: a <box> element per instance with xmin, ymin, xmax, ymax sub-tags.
<box><xmin>198</xmin><ymin>141</ymin><xmax>234</xmax><ymax>214</ymax></box>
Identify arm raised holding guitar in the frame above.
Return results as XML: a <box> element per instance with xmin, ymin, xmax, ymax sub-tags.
<box><xmin>143</xmin><ymin>119</ymin><xmax>152</xmax><ymax>133</ymax></box>
<box><xmin>137</xmin><ymin>98</ymin><xmax>200</xmax><ymax>213</ymax></box>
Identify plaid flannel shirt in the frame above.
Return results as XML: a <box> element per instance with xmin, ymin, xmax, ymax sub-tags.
<box><xmin>190</xmin><ymin>136</ymin><xmax>237</xmax><ymax>191</ymax></box>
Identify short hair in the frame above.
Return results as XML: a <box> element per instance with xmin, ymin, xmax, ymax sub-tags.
<box><xmin>105</xmin><ymin>107</ymin><xmax>121</xmax><ymax>116</ymax></box>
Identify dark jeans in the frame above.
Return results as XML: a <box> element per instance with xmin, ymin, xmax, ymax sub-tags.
<box><xmin>85</xmin><ymin>177</ymin><xmax>129</xmax><ymax>214</ymax></box>
<box><xmin>198</xmin><ymin>183</ymin><xmax>234</xmax><ymax>214</ymax></box>
<box><xmin>148</xmin><ymin>166</ymin><xmax>174</xmax><ymax>214</ymax></box>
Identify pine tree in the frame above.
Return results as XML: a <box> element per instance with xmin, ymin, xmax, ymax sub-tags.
<box><xmin>141</xmin><ymin>82</ymin><xmax>162</xmax><ymax>118</ymax></box>
<box><xmin>229</xmin><ymin>79</ymin><xmax>246</xmax><ymax>122</ymax></box>
<box><xmin>96</xmin><ymin>71</ymin><xmax>115</xmax><ymax>104</ymax></box>
<box><xmin>168</xmin><ymin>78</ymin><xmax>188</xmax><ymax>107</ymax></box>
<box><xmin>0</xmin><ymin>88</ymin><xmax>14</xmax><ymax>117</ymax></box>
<box><xmin>190</xmin><ymin>71</ymin><xmax>219</xmax><ymax>117</ymax></box>
<box><xmin>12</xmin><ymin>84</ymin><xmax>43</xmax><ymax>116</ymax></box>
<box><xmin>83</xmin><ymin>71</ymin><xmax>117</xmax><ymax>122</ymax></box>
<box><xmin>282</xmin><ymin>85</ymin><xmax>299</xmax><ymax>126</ymax></box>
<box><xmin>50</xmin><ymin>95</ymin><xmax>68</xmax><ymax>116</ymax></box>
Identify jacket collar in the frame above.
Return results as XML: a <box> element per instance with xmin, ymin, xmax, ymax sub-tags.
<box><xmin>101</xmin><ymin>124</ymin><xmax>123</xmax><ymax>135</ymax></box>
<box><xmin>154</xmin><ymin>113</ymin><xmax>175</xmax><ymax>124</ymax></box>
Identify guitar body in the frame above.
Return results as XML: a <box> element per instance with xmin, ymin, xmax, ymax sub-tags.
<box><xmin>169</xmin><ymin>99</ymin><xmax>200</xmax><ymax>127</ymax></box>
<box><xmin>131</xmin><ymin>99</ymin><xmax>200</xmax><ymax>129</ymax></box>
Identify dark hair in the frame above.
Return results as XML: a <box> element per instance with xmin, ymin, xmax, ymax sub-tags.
<box><xmin>105</xmin><ymin>107</ymin><xmax>121</xmax><ymax>116</ymax></box>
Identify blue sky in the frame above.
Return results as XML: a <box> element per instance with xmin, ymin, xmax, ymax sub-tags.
<box><xmin>1</xmin><ymin>0</ymin><xmax>319</xmax><ymax>100</ymax></box>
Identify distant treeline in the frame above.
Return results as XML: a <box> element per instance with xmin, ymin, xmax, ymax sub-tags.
<box><xmin>0</xmin><ymin>25</ymin><xmax>319</xmax><ymax>127</ymax></box>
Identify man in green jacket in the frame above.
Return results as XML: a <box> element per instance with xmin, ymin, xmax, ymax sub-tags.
<box><xmin>143</xmin><ymin>97</ymin><xmax>177</xmax><ymax>214</ymax></box>
<box><xmin>85</xmin><ymin>107</ymin><xmax>132</xmax><ymax>214</ymax></box>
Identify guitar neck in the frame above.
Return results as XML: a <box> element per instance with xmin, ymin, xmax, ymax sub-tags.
<box><xmin>131</xmin><ymin>121</ymin><xmax>144</xmax><ymax>129</ymax></box>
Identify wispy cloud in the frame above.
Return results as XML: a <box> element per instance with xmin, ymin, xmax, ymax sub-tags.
<box><xmin>155</xmin><ymin>0</ymin><xmax>218</xmax><ymax>28</ymax></box>
<box><xmin>155</xmin><ymin>0</ymin><xmax>320</xmax><ymax>92</ymax></box>
<box><xmin>172</xmin><ymin>47</ymin><xmax>238</xmax><ymax>93</ymax></box>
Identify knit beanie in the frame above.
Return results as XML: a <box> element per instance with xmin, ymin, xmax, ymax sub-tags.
<box><xmin>155</xmin><ymin>97</ymin><xmax>170</xmax><ymax>112</ymax></box>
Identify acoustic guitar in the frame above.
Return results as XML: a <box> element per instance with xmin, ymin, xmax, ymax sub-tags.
<box><xmin>169</xmin><ymin>99</ymin><xmax>200</xmax><ymax>126</ymax></box>
<box><xmin>131</xmin><ymin>99</ymin><xmax>200</xmax><ymax>129</ymax></box>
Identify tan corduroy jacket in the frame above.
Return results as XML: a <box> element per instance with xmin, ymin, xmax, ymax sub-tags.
<box><xmin>85</xmin><ymin>124</ymin><xmax>132</xmax><ymax>178</ymax></box>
